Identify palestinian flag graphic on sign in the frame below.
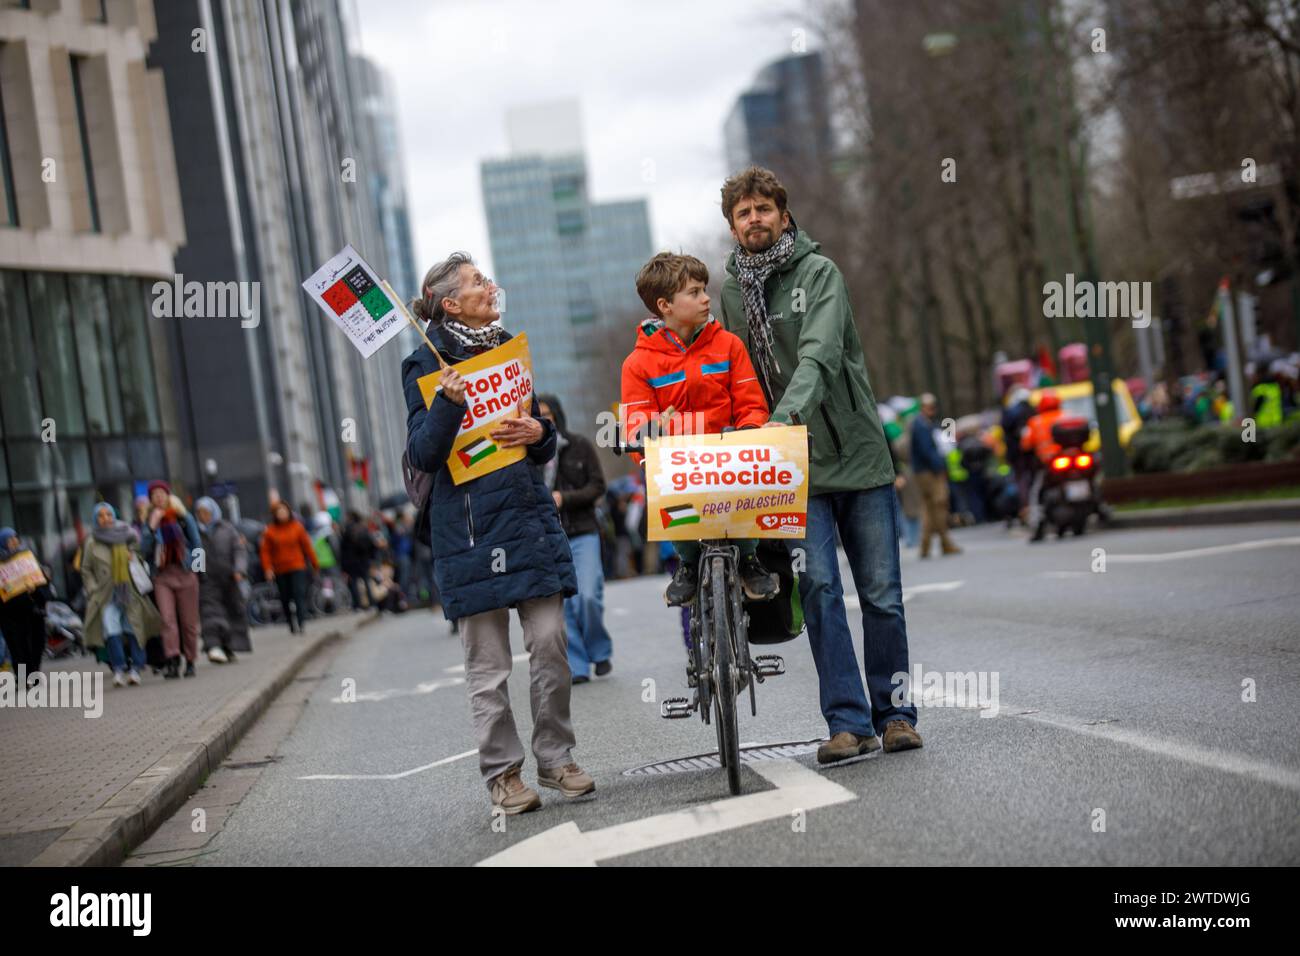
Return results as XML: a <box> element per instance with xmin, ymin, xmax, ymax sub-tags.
<box><xmin>660</xmin><ymin>503</ymin><xmax>701</xmax><ymax>529</ymax></box>
<box><xmin>457</xmin><ymin>436</ymin><xmax>497</xmax><ymax>469</ymax></box>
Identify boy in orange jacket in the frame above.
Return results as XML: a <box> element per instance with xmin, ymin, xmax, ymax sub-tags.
<box><xmin>621</xmin><ymin>252</ymin><xmax>778</xmax><ymax>607</ymax></box>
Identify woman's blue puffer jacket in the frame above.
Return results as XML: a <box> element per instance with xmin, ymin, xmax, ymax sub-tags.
<box><xmin>402</xmin><ymin>325</ymin><xmax>577</xmax><ymax>621</ymax></box>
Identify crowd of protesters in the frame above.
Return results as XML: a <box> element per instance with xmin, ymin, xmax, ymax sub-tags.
<box><xmin>0</xmin><ymin>481</ymin><xmax>444</xmax><ymax>687</ymax></box>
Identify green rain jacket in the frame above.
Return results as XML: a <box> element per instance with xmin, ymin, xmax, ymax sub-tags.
<box><xmin>719</xmin><ymin>229</ymin><xmax>897</xmax><ymax>494</ymax></box>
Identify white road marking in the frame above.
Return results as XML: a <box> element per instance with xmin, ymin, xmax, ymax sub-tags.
<box><xmin>298</xmin><ymin>748</ymin><xmax>478</xmax><ymax>781</ymax></box>
<box><xmin>330</xmin><ymin>676</ymin><xmax>465</xmax><ymax>702</ymax></box>
<box><xmin>1014</xmin><ymin>709</ymin><xmax>1300</xmax><ymax>793</ymax></box>
<box><xmin>845</xmin><ymin>580</ymin><xmax>964</xmax><ymax>608</ymax></box>
<box><xmin>476</xmin><ymin>758</ymin><xmax>856</xmax><ymax>866</ymax></box>
<box><xmin>1104</xmin><ymin>536</ymin><xmax>1300</xmax><ymax>564</ymax></box>
<box><xmin>444</xmin><ymin>653</ymin><xmax>528</xmax><ymax>675</ymax></box>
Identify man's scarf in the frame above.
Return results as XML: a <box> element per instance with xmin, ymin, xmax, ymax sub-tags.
<box><xmin>440</xmin><ymin>318</ymin><xmax>505</xmax><ymax>354</ymax></box>
<box><xmin>733</xmin><ymin>226</ymin><xmax>796</xmax><ymax>402</ymax></box>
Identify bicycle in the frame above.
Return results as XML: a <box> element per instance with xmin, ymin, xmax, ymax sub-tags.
<box><xmin>246</xmin><ymin>580</ymin><xmax>284</xmax><ymax>627</ymax></box>
<box><xmin>248</xmin><ymin>574</ymin><xmax>352</xmax><ymax>627</ymax></box>
<box><xmin>617</xmin><ymin>435</ymin><xmax>787</xmax><ymax>796</ymax></box>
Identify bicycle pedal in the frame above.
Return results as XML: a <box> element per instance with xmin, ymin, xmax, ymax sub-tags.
<box><xmin>753</xmin><ymin>654</ymin><xmax>785</xmax><ymax>678</ymax></box>
<box><xmin>660</xmin><ymin>696</ymin><xmax>695</xmax><ymax>719</ymax></box>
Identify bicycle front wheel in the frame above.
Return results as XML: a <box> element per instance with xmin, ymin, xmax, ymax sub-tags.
<box><xmin>710</xmin><ymin>555</ymin><xmax>742</xmax><ymax>795</ymax></box>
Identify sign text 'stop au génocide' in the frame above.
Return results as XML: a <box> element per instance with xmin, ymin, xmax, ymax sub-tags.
<box><xmin>644</xmin><ymin>427</ymin><xmax>809</xmax><ymax>541</ymax></box>
<box><xmin>415</xmin><ymin>333</ymin><xmax>535</xmax><ymax>486</ymax></box>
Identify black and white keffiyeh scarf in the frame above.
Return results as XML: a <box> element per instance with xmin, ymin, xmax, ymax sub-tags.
<box><xmin>733</xmin><ymin>226</ymin><xmax>795</xmax><ymax>400</ymax></box>
<box><xmin>439</xmin><ymin>317</ymin><xmax>506</xmax><ymax>354</ymax></box>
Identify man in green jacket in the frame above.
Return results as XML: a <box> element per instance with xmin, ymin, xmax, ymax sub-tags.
<box><xmin>717</xmin><ymin>166</ymin><xmax>922</xmax><ymax>761</ymax></box>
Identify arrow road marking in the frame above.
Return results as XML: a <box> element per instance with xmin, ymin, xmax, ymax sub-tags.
<box><xmin>476</xmin><ymin>758</ymin><xmax>857</xmax><ymax>866</ymax></box>
<box><xmin>298</xmin><ymin>748</ymin><xmax>478</xmax><ymax>781</ymax></box>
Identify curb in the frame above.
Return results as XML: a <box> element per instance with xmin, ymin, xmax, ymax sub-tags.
<box><xmin>27</xmin><ymin>627</ymin><xmax>345</xmax><ymax>868</ymax></box>
<box><xmin>1107</xmin><ymin>497</ymin><xmax>1300</xmax><ymax>529</ymax></box>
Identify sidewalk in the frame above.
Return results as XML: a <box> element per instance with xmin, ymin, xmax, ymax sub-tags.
<box><xmin>0</xmin><ymin>613</ymin><xmax>363</xmax><ymax>866</ymax></box>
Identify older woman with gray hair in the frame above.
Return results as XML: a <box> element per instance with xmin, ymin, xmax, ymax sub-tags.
<box><xmin>402</xmin><ymin>251</ymin><xmax>591</xmax><ymax>817</ymax></box>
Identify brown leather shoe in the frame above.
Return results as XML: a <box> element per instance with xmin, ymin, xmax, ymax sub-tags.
<box><xmin>882</xmin><ymin>720</ymin><xmax>923</xmax><ymax>752</ymax></box>
<box><xmin>816</xmin><ymin>731</ymin><xmax>881</xmax><ymax>764</ymax></box>
<box><xmin>537</xmin><ymin>762</ymin><xmax>595</xmax><ymax>798</ymax></box>
<box><xmin>490</xmin><ymin>766</ymin><xmax>542</xmax><ymax>815</ymax></box>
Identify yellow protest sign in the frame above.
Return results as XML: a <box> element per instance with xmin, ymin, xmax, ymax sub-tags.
<box><xmin>0</xmin><ymin>550</ymin><xmax>47</xmax><ymax>603</ymax></box>
<box><xmin>645</xmin><ymin>427</ymin><xmax>809</xmax><ymax>541</ymax></box>
<box><xmin>416</xmin><ymin>333</ymin><xmax>536</xmax><ymax>486</ymax></box>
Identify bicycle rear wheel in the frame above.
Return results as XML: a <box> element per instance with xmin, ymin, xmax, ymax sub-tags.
<box><xmin>710</xmin><ymin>555</ymin><xmax>742</xmax><ymax>795</ymax></box>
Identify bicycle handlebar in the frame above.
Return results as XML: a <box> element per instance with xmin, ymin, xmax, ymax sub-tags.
<box><xmin>613</xmin><ymin>421</ymin><xmax>809</xmax><ymax>458</ymax></box>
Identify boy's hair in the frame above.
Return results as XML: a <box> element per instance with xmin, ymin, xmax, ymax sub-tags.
<box><xmin>720</xmin><ymin>165</ymin><xmax>788</xmax><ymax>225</ymax></box>
<box><xmin>635</xmin><ymin>252</ymin><xmax>709</xmax><ymax>318</ymax></box>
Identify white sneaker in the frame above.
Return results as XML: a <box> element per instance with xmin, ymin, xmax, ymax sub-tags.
<box><xmin>207</xmin><ymin>647</ymin><xmax>229</xmax><ymax>664</ymax></box>
<box><xmin>112</xmin><ymin>672</ymin><xmax>126</xmax><ymax>688</ymax></box>
<box><xmin>127</xmin><ymin>669</ymin><xmax>141</xmax><ymax>685</ymax></box>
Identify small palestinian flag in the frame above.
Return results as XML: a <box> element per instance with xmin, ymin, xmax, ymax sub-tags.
<box><xmin>457</xmin><ymin>436</ymin><xmax>497</xmax><ymax>468</ymax></box>
<box><xmin>660</xmin><ymin>504</ymin><xmax>701</xmax><ymax>529</ymax></box>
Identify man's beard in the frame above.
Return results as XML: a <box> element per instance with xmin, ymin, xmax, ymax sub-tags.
<box><xmin>742</xmin><ymin>228</ymin><xmax>776</xmax><ymax>252</ymax></box>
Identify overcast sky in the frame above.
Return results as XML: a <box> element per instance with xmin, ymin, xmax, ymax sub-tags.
<box><xmin>353</xmin><ymin>0</ymin><xmax>811</xmax><ymax>283</ymax></box>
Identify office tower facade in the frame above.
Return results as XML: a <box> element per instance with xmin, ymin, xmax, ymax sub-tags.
<box><xmin>147</xmin><ymin>0</ymin><xmax>413</xmax><ymax>519</ymax></box>
<box><xmin>481</xmin><ymin>101</ymin><xmax>652</xmax><ymax>436</ymax></box>
<box><xmin>0</xmin><ymin>0</ymin><xmax>187</xmax><ymax>594</ymax></box>
<box><xmin>724</xmin><ymin>51</ymin><xmax>833</xmax><ymax>184</ymax></box>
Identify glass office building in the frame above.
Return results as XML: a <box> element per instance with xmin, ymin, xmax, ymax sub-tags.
<box><xmin>0</xmin><ymin>271</ymin><xmax>171</xmax><ymax>594</ymax></box>
<box><xmin>0</xmin><ymin>1</ymin><xmax>186</xmax><ymax>596</ymax></box>
<box><xmin>481</xmin><ymin>151</ymin><xmax>653</xmax><ymax>435</ymax></box>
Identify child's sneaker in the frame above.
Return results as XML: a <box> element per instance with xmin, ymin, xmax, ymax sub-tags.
<box><xmin>739</xmin><ymin>554</ymin><xmax>778</xmax><ymax>601</ymax></box>
<box><xmin>112</xmin><ymin>671</ymin><xmax>126</xmax><ymax>688</ymax></box>
<box><xmin>665</xmin><ymin>562</ymin><xmax>698</xmax><ymax>606</ymax></box>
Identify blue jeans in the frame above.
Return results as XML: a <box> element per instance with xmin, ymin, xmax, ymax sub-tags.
<box><xmin>564</xmin><ymin>533</ymin><xmax>613</xmax><ymax>676</ymax></box>
<box><xmin>793</xmin><ymin>484</ymin><xmax>918</xmax><ymax>737</ymax></box>
<box><xmin>103</xmin><ymin>602</ymin><xmax>145</xmax><ymax>673</ymax></box>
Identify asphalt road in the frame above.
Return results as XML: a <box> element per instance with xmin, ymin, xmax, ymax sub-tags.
<box><xmin>126</xmin><ymin>518</ymin><xmax>1300</xmax><ymax>866</ymax></box>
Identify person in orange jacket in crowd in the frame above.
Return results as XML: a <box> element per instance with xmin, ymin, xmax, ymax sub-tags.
<box><xmin>620</xmin><ymin>251</ymin><xmax>777</xmax><ymax>609</ymax></box>
<box><xmin>259</xmin><ymin>501</ymin><xmax>320</xmax><ymax>633</ymax></box>
<box><xmin>1020</xmin><ymin>391</ymin><xmax>1065</xmax><ymax>542</ymax></box>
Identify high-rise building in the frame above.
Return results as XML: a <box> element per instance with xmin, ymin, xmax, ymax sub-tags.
<box><xmin>724</xmin><ymin>52</ymin><xmax>833</xmax><ymax>184</ymax></box>
<box><xmin>147</xmin><ymin>0</ymin><xmax>413</xmax><ymax>517</ymax></box>
<box><xmin>352</xmin><ymin>52</ymin><xmax>419</xmax><ymax>341</ymax></box>
<box><xmin>481</xmin><ymin>100</ymin><xmax>652</xmax><ymax>435</ymax></box>
<box><xmin>0</xmin><ymin>0</ymin><xmax>187</xmax><ymax>594</ymax></box>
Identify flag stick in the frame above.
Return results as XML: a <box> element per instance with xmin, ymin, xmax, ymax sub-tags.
<box><xmin>383</xmin><ymin>279</ymin><xmax>448</xmax><ymax>370</ymax></box>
